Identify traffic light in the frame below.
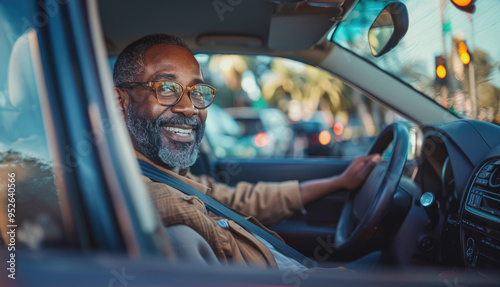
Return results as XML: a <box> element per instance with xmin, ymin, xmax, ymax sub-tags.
<box><xmin>435</xmin><ymin>56</ymin><xmax>447</xmax><ymax>86</ymax></box>
<box><xmin>458</xmin><ymin>41</ymin><xmax>471</xmax><ymax>65</ymax></box>
<box><xmin>450</xmin><ymin>0</ymin><xmax>476</xmax><ymax>14</ymax></box>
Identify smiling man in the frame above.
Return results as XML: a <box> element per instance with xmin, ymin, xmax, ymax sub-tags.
<box><xmin>113</xmin><ymin>34</ymin><xmax>381</xmax><ymax>269</ymax></box>
<box><xmin>114</xmin><ymin>38</ymin><xmax>207</xmax><ymax>171</ymax></box>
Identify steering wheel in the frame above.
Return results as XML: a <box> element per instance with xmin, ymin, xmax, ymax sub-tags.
<box><xmin>334</xmin><ymin>122</ymin><xmax>409</xmax><ymax>258</ymax></box>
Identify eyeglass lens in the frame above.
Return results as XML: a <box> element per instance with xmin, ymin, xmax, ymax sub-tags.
<box><xmin>157</xmin><ymin>82</ymin><xmax>213</xmax><ymax>108</ymax></box>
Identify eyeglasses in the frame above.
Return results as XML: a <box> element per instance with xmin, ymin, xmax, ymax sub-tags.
<box><xmin>118</xmin><ymin>81</ymin><xmax>218</xmax><ymax>109</ymax></box>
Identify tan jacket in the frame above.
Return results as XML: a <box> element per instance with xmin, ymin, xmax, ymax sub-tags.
<box><xmin>136</xmin><ymin>153</ymin><xmax>304</xmax><ymax>268</ymax></box>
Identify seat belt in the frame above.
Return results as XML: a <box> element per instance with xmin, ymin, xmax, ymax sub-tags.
<box><xmin>138</xmin><ymin>160</ymin><xmax>314</xmax><ymax>266</ymax></box>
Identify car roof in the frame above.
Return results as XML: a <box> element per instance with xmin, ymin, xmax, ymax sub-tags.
<box><xmin>99</xmin><ymin>0</ymin><xmax>358</xmax><ymax>58</ymax></box>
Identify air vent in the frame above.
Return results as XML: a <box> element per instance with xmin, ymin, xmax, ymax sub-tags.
<box><xmin>466</xmin><ymin>189</ymin><xmax>500</xmax><ymax>219</ymax></box>
<box><xmin>465</xmin><ymin>159</ymin><xmax>500</xmax><ymax>221</ymax></box>
<box><xmin>475</xmin><ymin>160</ymin><xmax>500</xmax><ymax>188</ymax></box>
<box><xmin>491</xmin><ymin>167</ymin><xmax>500</xmax><ymax>187</ymax></box>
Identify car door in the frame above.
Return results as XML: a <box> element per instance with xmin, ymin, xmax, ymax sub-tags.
<box><xmin>0</xmin><ymin>0</ymin><xmax>174</xmax><ymax>285</ymax></box>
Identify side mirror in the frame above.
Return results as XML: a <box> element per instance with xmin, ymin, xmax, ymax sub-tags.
<box><xmin>368</xmin><ymin>2</ymin><xmax>409</xmax><ymax>57</ymax></box>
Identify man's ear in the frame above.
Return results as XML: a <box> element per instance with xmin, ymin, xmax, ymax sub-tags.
<box><xmin>114</xmin><ymin>87</ymin><xmax>130</xmax><ymax>119</ymax></box>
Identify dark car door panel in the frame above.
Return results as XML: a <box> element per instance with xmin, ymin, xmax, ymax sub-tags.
<box><xmin>211</xmin><ymin>158</ymin><xmax>352</xmax><ymax>185</ymax></box>
<box><xmin>206</xmin><ymin>158</ymin><xmax>352</xmax><ymax>260</ymax></box>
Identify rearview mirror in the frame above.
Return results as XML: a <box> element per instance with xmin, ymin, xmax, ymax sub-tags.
<box><xmin>368</xmin><ymin>2</ymin><xmax>409</xmax><ymax>57</ymax></box>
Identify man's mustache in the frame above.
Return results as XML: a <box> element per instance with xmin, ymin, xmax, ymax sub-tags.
<box><xmin>156</xmin><ymin>116</ymin><xmax>203</xmax><ymax>130</ymax></box>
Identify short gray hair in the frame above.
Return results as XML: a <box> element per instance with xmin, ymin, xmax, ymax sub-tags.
<box><xmin>113</xmin><ymin>34</ymin><xmax>190</xmax><ymax>86</ymax></box>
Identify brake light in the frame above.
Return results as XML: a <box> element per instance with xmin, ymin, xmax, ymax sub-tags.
<box><xmin>334</xmin><ymin>122</ymin><xmax>344</xmax><ymax>136</ymax></box>
<box><xmin>318</xmin><ymin>130</ymin><xmax>331</xmax><ymax>145</ymax></box>
<box><xmin>254</xmin><ymin>132</ymin><xmax>270</xmax><ymax>147</ymax></box>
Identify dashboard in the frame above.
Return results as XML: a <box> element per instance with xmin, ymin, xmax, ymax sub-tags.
<box><xmin>461</xmin><ymin>157</ymin><xmax>500</xmax><ymax>268</ymax></box>
<box><xmin>416</xmin><ymin>120</ymin><xmax>500</xmax><ymax>272</ymax></box>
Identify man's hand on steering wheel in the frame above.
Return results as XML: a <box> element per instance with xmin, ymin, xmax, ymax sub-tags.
<box><xmin>337</xmin><ymin>154</ymin><xmax>382</xmax><ymax>191</ymax></box>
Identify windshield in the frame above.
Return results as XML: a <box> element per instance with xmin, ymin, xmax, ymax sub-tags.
<box><xmin>334</xmin><ymin>0</ymin><xmax>500</xmax><ymax>124</ymax></box>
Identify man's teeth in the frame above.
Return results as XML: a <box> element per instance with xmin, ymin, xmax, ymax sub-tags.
<box><xmin>165</xmin><ymin>126</ymin><xmax>193</xmax><ymax>136</ymax></box>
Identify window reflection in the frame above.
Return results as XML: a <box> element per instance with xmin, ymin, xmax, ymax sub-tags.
<box><xmin>0</xmin><ymin>2</ymin><xmax>67</xmax><ymax>250</ymax></box>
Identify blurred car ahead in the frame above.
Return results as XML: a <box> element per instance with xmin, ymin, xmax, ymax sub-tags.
<box><xmin>332</xmin><ymin>115</ymin><xmax>378</xmax><ymax>158</ymax></box>
<box><xmin>291</xmin><ymin>112</ymin><xmax>335</xmax><ymax>157</ymax></box>
<box><xmin>225</xmin><ymin>107</ymin><xmax>295</xmax><ymax>158</ymax></box>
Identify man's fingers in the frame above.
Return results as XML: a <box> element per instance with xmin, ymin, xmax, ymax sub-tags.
<box><xmin>366</xmin><ymin>153</ymin><xmax>381</xmax><ymax>161</ymax></box>
<box><xmin>340</xmin><ymin>154</ymin><xmax>382</xmax><ymax>191</ymax></box>
<box><xmin>356</xmin><ymin>153</ymin><xmax>381</xmax><ymax>164</ymax></box>
<box><xmin>358</xmin><ymin>155</ymin><xmax>381</xmax><ymax>179</ymax></box>
<box><xmin>348</xmin><ymin>154</ymin><xmax>378</xmax><ymax>170</ymax></box>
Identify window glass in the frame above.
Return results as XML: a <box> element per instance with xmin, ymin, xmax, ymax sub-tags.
<box><xmin>198</xmin><ymin>54</ymin><xmax>409</xmax><ymax>159</ymax></box>
<box><xmin>0</xmin><ymin>1</ymin><xmax>69</xmax><ymax>250</ymax></box>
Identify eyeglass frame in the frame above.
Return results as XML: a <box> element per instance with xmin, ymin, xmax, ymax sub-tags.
<box><xmin>117</xmin><ymin>80</ymin><xmax>218</xmax><ymax>109</ymax></box>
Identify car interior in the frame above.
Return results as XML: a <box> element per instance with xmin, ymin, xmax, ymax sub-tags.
<box><xmin>1</xmin><ymin>0</ymin><xmax>500</xmax><ymax>285</ymax></box>
<box><xmin>98</xmin><ymin>0</ymin><xmax>500</xmax><ymax>271</ymax></box>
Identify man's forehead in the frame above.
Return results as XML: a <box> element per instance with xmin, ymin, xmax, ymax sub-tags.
<box><xmin>146</xmin><ymin>63</ymin><xmax>201</xmax><ymax>79</ymax></box>
<box><xmin>144</xmin><ymin>44</ymin><xmax>201</xmax><ymax>73</ymax></box>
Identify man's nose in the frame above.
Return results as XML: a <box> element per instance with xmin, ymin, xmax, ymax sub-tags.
<box><xmin>170</xmin><ymin>91</ymin><xmax>198</xmax><ymax>117</ymax></box>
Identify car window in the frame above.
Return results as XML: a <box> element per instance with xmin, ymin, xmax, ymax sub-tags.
<box><xmin>0</xmin><ymin>1</ymin><xmax>71</xmax><ymax>250</ymax></box>
<box><xmin>198</xmin><ymin>54</ymin><xmax>409</xmax><ymax>159</ymax></box>
<box><xmin>333</xmin><ymin>0</ymin><xmax>500</xmax><ymax>125</ymax></box>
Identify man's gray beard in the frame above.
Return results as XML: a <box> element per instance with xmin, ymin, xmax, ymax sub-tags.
<box><xmin>126</xmin><ymin>107</ymin><xmax>204</xmax><ymax>169</ymax></box>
